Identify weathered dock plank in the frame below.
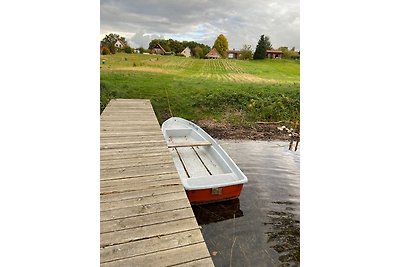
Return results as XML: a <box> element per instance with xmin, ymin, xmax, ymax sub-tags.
<box><xmin>101</xmin><ymin>243</ymin><xmax>211</xmax><ymax>267</ymax></box>
<box><xmin>100</xmin><ymin>99</ymin><xmax>213</xmax><ymax>266</ymax></box>
<box><xmin>100</xmin><ymin>229</ymin><xmax>204</xmax><ymax>263</ymax></box>
<box><xmin>100</xmin><ymin>207</ymin><xmax>194</xmax><ymax>233</ymax></box>
<box><xmin>100</xmin><ymin>198</ymin><xmax>191</xmax><ymax>222</ymax></box>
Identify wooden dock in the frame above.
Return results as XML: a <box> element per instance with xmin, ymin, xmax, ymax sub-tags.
<box><xmin>100</xmin><ymin>99</ymin><xmax>214</xmax><ymax>266</ymax></box>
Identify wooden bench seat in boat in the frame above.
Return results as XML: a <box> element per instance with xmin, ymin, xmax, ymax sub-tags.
<box><xmin>167</xmin><ymin>141</ymin><xmax>211</xmax><ymax>148</ymax></box>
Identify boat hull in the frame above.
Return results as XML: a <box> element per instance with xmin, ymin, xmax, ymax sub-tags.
<box><xmin>186</xmin><ymin>184</ymin><xmax>244</xmax><ymax>205</ymax></box>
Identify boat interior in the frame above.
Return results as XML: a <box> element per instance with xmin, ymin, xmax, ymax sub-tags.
<box><xmin>165</xmin><ymin>128</ymin><xmax>243</xmax><ymax>190</ymax></box>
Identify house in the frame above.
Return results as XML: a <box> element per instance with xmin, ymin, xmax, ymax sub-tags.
<box><xmin>266</xmin><ymin>49</ymin><xmax>283</xmax><ymax>59</ymax></box>
<box><xmin>227</xmin><ymin>49</ymin><xmax>240</xmax><ymax>59</ymax></box>
<box><xmin>114</xmin><ymin>40</ymin><xmax>125</xmax><ymax>49</ymax></box>
<box><xmin>180</xmin><ymin>47</ymin><xmax>191</xmax><ymax>57</ymax></box>
<box><xmin>151</xmin><ymin>43</ymin><xmax>166</xmax><ymax>55</ymax></box>
<box><xmin>205</xmin><ymin>48</ymin><xmax>221</xmax><ymax>59</ymax></box>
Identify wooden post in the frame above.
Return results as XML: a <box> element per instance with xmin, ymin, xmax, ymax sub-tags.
<box><xmin>295</xmin><ymin>139</ymin><xmax>299</xmax><ymax>151</ymax></box>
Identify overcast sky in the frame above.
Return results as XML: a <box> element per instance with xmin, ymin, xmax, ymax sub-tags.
<box><xmin>100</xmin><ymin>0</ymin><xmax>299</xmax><ymax>51</ymax></box>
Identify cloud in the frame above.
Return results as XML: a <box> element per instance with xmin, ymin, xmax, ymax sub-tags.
<box><xmin>100</xmin><ymin>0</ymin><xmax>299</xmax><ymax>50</ymax></box>
<box><xmin>129</xmin><ymin>31</ymin><xmax>164</xmax><ymax>48</ymax></box>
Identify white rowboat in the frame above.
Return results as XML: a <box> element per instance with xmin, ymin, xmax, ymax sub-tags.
<box><xmin>162</xmin><ymin>117</ymin><xmax>248</xmax><ymax>204</ymax></box>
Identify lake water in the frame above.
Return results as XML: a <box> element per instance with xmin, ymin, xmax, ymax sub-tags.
<box><xmin>192</xmin><ymin>140</ymin><xmax>300</xmax><ymax>267</ymax></box>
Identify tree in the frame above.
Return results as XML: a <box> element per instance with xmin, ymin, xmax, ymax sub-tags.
<box><xmin>253</xmin><ymin>35</ymin><xmax>266</xmax><ymax>59</ymax></box>
<box><xmin>168</xmin><ymin>39</ymin><xmax>184</xmax><ymax>54</ymax></box>
<box><xmin>101</xmin><ymin>33</ymin><xmax>128</xmax><ymax>47</ymax></box>
<box><xmin>264</xmin><ymin>35</ymin><xmax>272</xmax><ymax>50</ymax></box>
<box><xmin>253</xmin><ymin>35</ymin><xmax>272</xmax><ymax>59</ymax></box>
<box><xmin>238</xmin><ymin>45</ymin><xmax>253</xmax><ymax>60</ymax></box>
<box><xmin>193</xmin><ymin>46</ymin><xmax>204</xmax><ymax>58</ymax></box>
<box><xmin>278</xmin><ymin>46</ymin><xmax>299</xmax><ymax>60</ymax></box>
<box><xmin>100</xmin><ymin>33</ymin><xmax>128</xmax><ymax>53</ymax></box>
<box><xmin>212</xmin><ymin>34</ymin><xmax>229</xmax><ymax>58</ymax></box>
<box><xmin>109</xmin><ymin>45</ymin><xmax>116</xmax><ymax>54</ymax></box>
<box><xmin>101</xmin><ymin>46</ymin><xmax>110</xmax><ymax>55</ymax></box>
<box><xmin>124</xmin><ymin>46</ymin><xmax>132</xmax><ymax>53</ymax></box>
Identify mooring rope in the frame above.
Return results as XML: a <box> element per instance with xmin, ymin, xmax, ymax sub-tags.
<box><xmin>165</xmin><ymin>88</ymin><xmax>173</xmax><ymax>117</ymax></box>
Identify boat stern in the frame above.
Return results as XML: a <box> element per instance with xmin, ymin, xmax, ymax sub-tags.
<box><xmin>186</xmin><ymin>184</ymin><xmax>244</xmax><ymax>205</ymax></box>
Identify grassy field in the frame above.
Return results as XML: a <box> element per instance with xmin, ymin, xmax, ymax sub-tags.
<box><xmin>100</xmin><ymin>53</ymin><xmax>300</xmax><ymax>126</ymax></box>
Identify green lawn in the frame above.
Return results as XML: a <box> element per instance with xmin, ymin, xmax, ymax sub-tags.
<box><xmin>100</xmin><ymin>53</ymin><xmax>300</xmax><ymax>126</ymax></box>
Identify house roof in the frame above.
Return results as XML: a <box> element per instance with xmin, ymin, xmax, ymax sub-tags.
<box><xmin>181</xmin><ymin>47</ymin><xmax>190</xmax><ymax>53</ymax></box>
<box><xmin>205</xmin><ymin>48</ymin><xmax>221</xmax><ymax>58</ymax></box>
<box><xmin>114</xmin><ymin>40</ymin><xmax>125</xmax><ymax>47</ymax></box>
<box><xmin>153</xmin><ymin>43</ymin><xmax>166</xmax><ymax>54</ymax></box>
<box><xmin>266</xmin><ymin>50</ymin><xmax>283</xmax><ymax>54</ymax></box>
<box><xmin>227</xmin><ymin>50</ymin><xmax>240</xmax><ymax>54</ymax></box>
<box><xmin>180</xmin><ymin>47</ymin><xmax>191</xmax><ymax>57</ymax></box>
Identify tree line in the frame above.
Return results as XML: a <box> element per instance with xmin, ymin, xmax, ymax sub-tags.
<box><xmin>148</xmin><ymin>39</ymin><xmax>211</xmax><ymax>58</ymax></box>
<box><xmin>100</xmin><ymin>33</ymin><xmax>299</xmax><ymax>60</ymax></box>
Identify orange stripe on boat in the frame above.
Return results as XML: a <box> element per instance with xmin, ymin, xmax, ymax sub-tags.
<box><xmin>187</xmin><ymin>184</ymin><xmax>244</xmax><ymax>205</ymax></box>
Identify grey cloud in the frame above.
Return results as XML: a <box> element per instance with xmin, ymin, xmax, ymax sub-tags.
<box><xmin>101</xmin><ymin>0</ymin><xmax>299</xmax><ymax>50</ymax></box>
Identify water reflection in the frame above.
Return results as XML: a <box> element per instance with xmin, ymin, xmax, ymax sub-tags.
<box><xmin>193</xmin><ymin>140</ymin><xmax>300</xmax><ymax>267</ymax></box>
<box><xmin>192</xmin><ymin>198</ymin><xmax>243</xmax><ymax>225</ymax></box>
<box><xmin>265</xmin><ymin>210</ymin><xmax>300</xmax><ymax>264</ymax></box>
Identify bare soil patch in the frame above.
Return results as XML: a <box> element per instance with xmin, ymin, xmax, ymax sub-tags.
<box><xmin>196</xmin><ymin>119</ymin><xmax>298</xmax><ymax>141</ymax></box>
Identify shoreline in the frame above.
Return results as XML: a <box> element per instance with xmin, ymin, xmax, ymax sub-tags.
<box><xmin>196</xmin><ymin>119</ymin><xmax>299</xmax><ymax>142</ymax></box>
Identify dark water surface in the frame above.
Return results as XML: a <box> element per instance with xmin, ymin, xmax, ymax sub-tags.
<box><xmin>192</xmin><ymin>140</ymin><xmax>300</xmax><ymax>267</ymax></box>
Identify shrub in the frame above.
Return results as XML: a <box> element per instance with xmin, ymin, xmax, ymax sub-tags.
<box><xmin>193</xmin><ymin>87</ymin><xmax>300</xmax><ymax>122</ymax></box>
<box><xmin>101</xmin><ymin>47</ymin><xmax>110</xmax><ymax>55</ymax></box>
<box><xmin>100</xmin><ymin>82</ymin><xmax>117</xmax><ymax>114</ymax></box>
<box><xmin>193</xmin><ymin>46</ymin><xmax>204</xmax><ymax>58</ymax></box>
<box><xmin>124</xmin><ymin>46</ymin><xmax>132</xmax><ymax>53</ymax></box>
<box><xmin>238</xmin><ymin>45</ymin><xmax>253</xmax><ymax>60</ymax></box>
<box><xmin>109</xmin><ymin>45</ymin><xmax>116</xmax><ymax>54</ymax></box>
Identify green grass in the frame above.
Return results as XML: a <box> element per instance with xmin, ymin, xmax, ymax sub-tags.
<box><xmin>100</xmin><ymin>53</ymin><xmax>300</xmax><ymax>126</ymax></box>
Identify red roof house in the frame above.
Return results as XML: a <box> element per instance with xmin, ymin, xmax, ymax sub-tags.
<box><xmin>205</xmin><ymin>48</ymin><xmax>222</xmax><ymax>59</ymax></box>
<box><xmin>266</xmin><ymin>49</ymin><xmax>283</xmax><ymax>59</ymax></box>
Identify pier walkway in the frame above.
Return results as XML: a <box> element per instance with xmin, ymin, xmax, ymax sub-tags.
<box><xmin>100</xmin><ymin>99</ymin><xmax>214</xmax><ymax>266</ymax></box>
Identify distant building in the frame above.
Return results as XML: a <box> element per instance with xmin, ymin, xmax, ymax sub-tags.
<box><xmin>114</xmin><ymin>40</ymin><xmax>125</xmax><ymax>48</ymax></box>
<box><xmin>180</xmin><ymin>47</ymin><xmax>191</xmax><ymax>57</ymax></box>
<box><xmin>227</xmin><ymin>49</ymin><xmax>240</xmax><ymax>59</ymax></box>
<box><xmin>205</xmin><ymin>48</ymin><xmax>222</xmax><ymax>59</ymax></box>
<box><xmin>151</xmin><ymin>43</ymin><xmax>166</xmax><ymax>55</ymax></box>
<box><xmin>266</xmin><ymin>50</ymin><xmax>283</xmax><ymax>59</ymax></box>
